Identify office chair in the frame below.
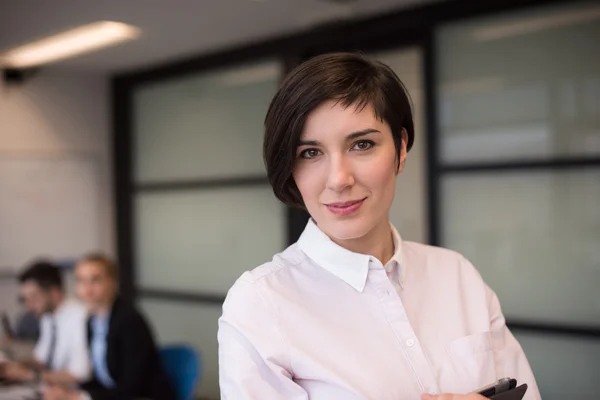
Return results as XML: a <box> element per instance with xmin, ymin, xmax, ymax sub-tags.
<box><xmin>160</xmin><ymin>344</ymin><xmax>200</xmax><ymax>400</ymax></box>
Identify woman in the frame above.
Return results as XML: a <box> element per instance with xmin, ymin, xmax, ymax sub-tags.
<box><xmin>218</xmin><ymin>53</ymin><xmax>541</xmax><ymax>400</ymax></box>
<box><xmin>44</xmin><ymin>254</ymin><xmax>177</xmax><ymax>400</ymax></box>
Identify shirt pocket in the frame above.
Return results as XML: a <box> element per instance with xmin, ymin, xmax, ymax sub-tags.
<box><xmin>446</xmin><ymin>330</ymin><xmax>504</xmax><ymax>392</ymax></box>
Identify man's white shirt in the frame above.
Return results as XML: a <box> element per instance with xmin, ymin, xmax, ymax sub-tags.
<box><xmin>34</xmin><ymin>298</ymin><xmax>91</xmax><ymax>381</ymax></box>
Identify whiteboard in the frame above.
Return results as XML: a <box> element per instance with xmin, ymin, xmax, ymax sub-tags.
<box><xmin>0</xmin><ymin>155</ymin><xmax>101</xmax><ymax>271</ymax></box>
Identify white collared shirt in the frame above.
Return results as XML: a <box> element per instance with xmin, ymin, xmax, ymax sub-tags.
<box><xmin>218</xmin><ymin>220</ymin><xmax>541</xmax><ymax>400</ymax></box>
<box><xmin>34</xmin><ymin>298</ymin><xmax>91</xmax><ymax>381</ymax></box>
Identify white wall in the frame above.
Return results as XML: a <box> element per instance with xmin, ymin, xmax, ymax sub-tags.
<box><xmin>0</xmin><ymin>69</ymin><xmax>113</xmax><ymax>323</ymax></box>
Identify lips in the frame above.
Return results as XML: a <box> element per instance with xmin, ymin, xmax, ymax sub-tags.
<box><xmin>325</xmin><ymin>198</ymin><xmax>366</xmax><ymax>216</ymax></box>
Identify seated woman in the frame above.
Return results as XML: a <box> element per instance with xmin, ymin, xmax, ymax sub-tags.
<box><xmin>44</xmin><ymin>254</ymin><xmax>177</xmax><ymax>400</ymax></box>
<box><xmin>218</xmin><ymin>52</ymin><xmax>541</xmax><ymax>400</ymax></box>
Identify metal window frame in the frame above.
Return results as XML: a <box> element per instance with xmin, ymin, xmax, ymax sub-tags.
<box><xmin>112</xmin><ymin>0</ymin><xmax>600</xmax><ymax>339</ymax></box>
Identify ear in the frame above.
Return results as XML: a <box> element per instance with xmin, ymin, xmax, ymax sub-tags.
<box><xmin>396</xmin><ymin>128</ymin><xmax>409</xmax><ymax>175</ymax></box>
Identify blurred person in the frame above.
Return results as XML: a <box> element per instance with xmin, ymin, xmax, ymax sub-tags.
<box><xmin>44</xmin><ymin>254</ymin><xmax>176</xmax><ymax>400</ymax></box>
<box><xmin>15</xmin><ymin>311</ymin><xmax>41</xmax><ymax>341</ymax></box>
<box><xmin>218</xmin><ymin>53</ymin><xmax>540</xmax><ymax>400</ymax></box>
<box><xmin>0</xmin><ymin>261</ymin><xmax>90</xmax><ymax>385</ymax></box>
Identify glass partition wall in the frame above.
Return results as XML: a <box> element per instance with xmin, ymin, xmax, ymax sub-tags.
<box><xmin>435</xmin><ymin>2</ymin><xmax>600</xmax><ymax>398</ymax></box>
<box><xmin>115</xmin><ymin>1</ymin><xmax>600</xmax><ymax>398</ymax></box>
<box><xmin>131</xmin><ymin>60</ymin><xmax>285</xmax><ymax>397</ymax></box>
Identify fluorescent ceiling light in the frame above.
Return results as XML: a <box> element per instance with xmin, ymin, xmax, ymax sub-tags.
<box><xmin>0</xmin><ymin>21</ymin><xmax>140</xmax><ymax>69</ymax></box>
<box><xmin>473</xmin><ymin>6</ymin><xmax>600</xmax><ymax>41</ymax></box>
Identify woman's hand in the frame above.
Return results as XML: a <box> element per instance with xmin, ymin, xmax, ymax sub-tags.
<box><xmin>422</xmin><ymin>394</ymin><xmax>487</xmax><ymax>400</ymax></box>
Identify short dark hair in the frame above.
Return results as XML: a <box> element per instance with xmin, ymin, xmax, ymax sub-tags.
<box><xmin>18</xmin><ymin>260</ymin><xmax>63</xmax><ymax>291</ymax></box>
<box><xmin>263</xmin><ymin>52</ymin><xmax>414</xmax><ymax>208</ymax></box>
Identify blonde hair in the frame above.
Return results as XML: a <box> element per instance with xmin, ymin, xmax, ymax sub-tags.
<box><xmin>79</xmin><ymin>253</ymin><xmax>118</xmax><ymax>280</ymax></box>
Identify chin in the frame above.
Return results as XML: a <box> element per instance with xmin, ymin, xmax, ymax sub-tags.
<box><xmin>319</xmin><ymin>215</ymin><xmax>374</xmax><ymax>242</ymax></box>
<box><xmin>85</xmin><ymin>303</ymin><xmax>99</xmax><ymax>312</ymax></box>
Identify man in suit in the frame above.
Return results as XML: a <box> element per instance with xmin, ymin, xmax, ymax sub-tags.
<box><xmin>44</xmin><ymin>254</ymin><xmax>177</xmax><ymax>400</ymax></box>
<box><xmin>0</xmin><ymin>261</ymin><xmax>90</xmax><ymax>385</ymax></box>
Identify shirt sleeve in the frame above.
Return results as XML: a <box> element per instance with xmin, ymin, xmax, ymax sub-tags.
<box><xmin>33</xmin><ymin>316</ymin><xmax>50</xmax><ymax>364</ymax></box>
<box><xmin>65</xmin><ymin>307</ymin><xmax>91</xmax><ymax>381</ymax></box>
<box><xmin>486</xmin><ymin>284</ymin><xmax>542</xmax><ymax>400</ymax></box>
<box><xmin>218</xmin><ymin>275</ymin><xmax>308</xmax><ymax>400</ymax></box>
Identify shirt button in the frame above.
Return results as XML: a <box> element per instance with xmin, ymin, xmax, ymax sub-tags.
<box><xmin>406</xmin><ymin>339</ymin><xmax>415</xmax><ymax>347</ymax></box>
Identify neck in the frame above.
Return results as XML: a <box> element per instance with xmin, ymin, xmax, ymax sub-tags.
<box><xmin>331</xmin><ymin>217</ymin><xmax>394</xmax><ymax>264</ymax></box>
<box><xmin>94</xmin><ymin>295</ymin><xmax>116</xmax><ymax>317</ymax></box>
<box><xmin>50</xmin><ymin>292</ymin><xmax>65</xmax><ymax>314</ymax></box>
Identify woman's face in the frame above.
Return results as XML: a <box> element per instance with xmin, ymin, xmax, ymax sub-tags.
<box><xmin>293</xmin><ymin>100</ymin><xmax>407</xmax><ymax>242</ymax></box>
<box><xmin>75</xmin><ymin>261</ymin><xmax>115</xmax><ymax>313</ymax></box>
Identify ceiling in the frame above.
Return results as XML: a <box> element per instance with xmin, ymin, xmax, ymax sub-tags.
<box><xmin>0</xmin><ymin>0</ymin><xmax>440</xmax><ymax>74</ymax></box>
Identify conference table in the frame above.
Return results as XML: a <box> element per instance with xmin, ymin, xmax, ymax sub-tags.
<box><xmin>0</xmin><ymin>383</ymin><xmax>40</xmax><ymax>400</ymax></box>
<box><xmin>0</xmin><ymin>344</ymin><xmax>41</xmax><ymax>399</ymax></box>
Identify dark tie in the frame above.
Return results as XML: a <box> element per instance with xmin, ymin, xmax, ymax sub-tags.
<box><xmin>45</xmin><ymin>318</ymin><xmax>56</xmax><ymax>369</ymax></box>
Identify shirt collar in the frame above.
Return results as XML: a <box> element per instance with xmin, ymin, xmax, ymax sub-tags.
<box><xmin>297</xmin><ymin>219</ymin><xmax>404</xmax><ymax>292</ymax></box>
<box><xmin>91</xmin><ymin>309</ymin><xmax>111</xmax><ymax>334</ymax></box>
<box><xmin>387</xmin><ymin>224</ymin><xmax>406</xmax><ymax>288</ymax></box>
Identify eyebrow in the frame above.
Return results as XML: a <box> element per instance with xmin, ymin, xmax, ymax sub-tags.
<box><xmin>298</xmin><ymin>128</ymin><xmax>381</xmax><ymax>146</ymax></box>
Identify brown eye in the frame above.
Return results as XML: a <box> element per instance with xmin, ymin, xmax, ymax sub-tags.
<box><xmin>300</xmin><ymin>148</ymin><xmax>321</xmax><ymax>159</ymax></box>
<box><xmin>353</xmin><ymin>140</ymin><xmax>374</xmax><ymax>151</ymax></box>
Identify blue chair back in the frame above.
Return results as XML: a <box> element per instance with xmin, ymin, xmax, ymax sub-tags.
<box><xmin>160</xmin><ymin>344</ymin><xmax>200</xmax><ymax>400</ymax></box>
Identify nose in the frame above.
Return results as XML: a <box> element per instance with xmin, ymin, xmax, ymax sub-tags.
<box><xmin>326</xmin><ymin>154</ymin><xmax>355</xmax><ymax>192</ymax></box>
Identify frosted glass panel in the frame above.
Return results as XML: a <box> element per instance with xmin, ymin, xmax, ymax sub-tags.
<box><xmin>437</xmin><ymin>2</ymin><xmax>600</xmax><ymax>163</ymax></box>
<box><xmin>135</xmin><ymin>186</ymin><xmax>285</xmax><ymax>293</ymax></box>
<box><xmin>372</xmin><ymin>48</ymin><xmax>428</xmax><ymax>243</ymax></box>
<box><xmin>441</xmin><ymin>169</ymin><xmax>600</xmax><ymax>325</ymax></box>
<box><xmin>514</xmin><ymin>331</ymin><xmax>600</xmax><ymax>399</ymax></box>
<box><xmin>138</xmin><ymin>298</ymin><xmax>221</xmax><ymax>399</ymax></box>
<box><xmin>134</xmin><ymin>60</ymin><xmax>280</xmax><ymax>182</ymax></box>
